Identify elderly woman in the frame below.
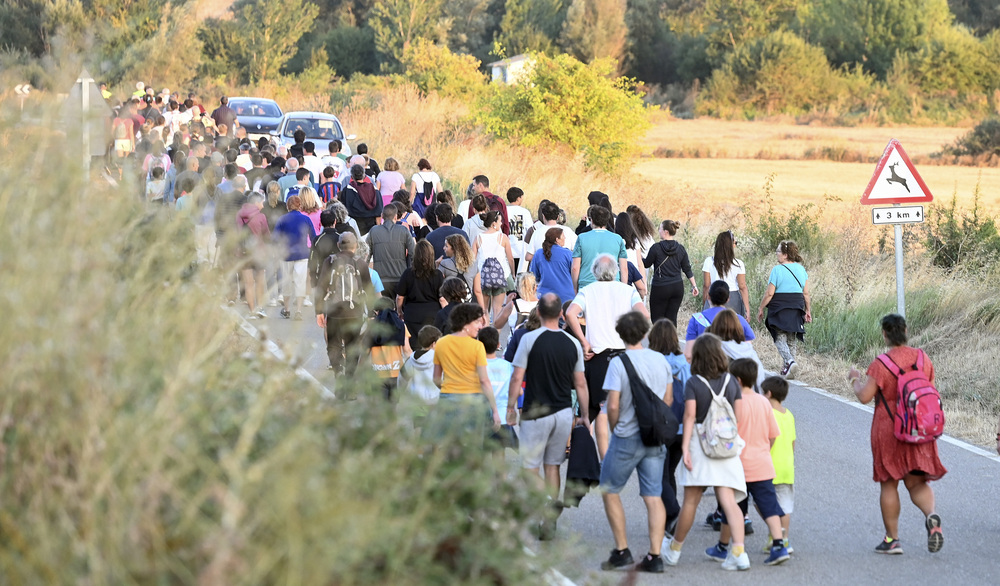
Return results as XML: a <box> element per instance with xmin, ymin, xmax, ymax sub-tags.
<box><xmin>756</xmin><ymin>240</ymin><xmax>812</xmax><ymax>379</ymax></box>
<box><xmin>849</xmin><ymin>314</ymin><xmax>945</xmax><ymax>555</ymax></box>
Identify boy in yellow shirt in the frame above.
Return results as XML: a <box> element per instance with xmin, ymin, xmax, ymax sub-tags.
<box><xmin>763</xmin><ymin>376</ymin><xmax>795</xmax><ymax>553</ymax></box>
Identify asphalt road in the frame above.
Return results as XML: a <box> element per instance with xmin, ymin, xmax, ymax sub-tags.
<box><xmin>245</xmin><ymin>306</ymin><xmax>1000</xmax><ymax>585</ymax></box>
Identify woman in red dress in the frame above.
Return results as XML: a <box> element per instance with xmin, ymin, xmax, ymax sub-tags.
<box><xmin>849</xmin><ymin>314</ymin><xmax>946</xmax><ymax>555</ymax></box>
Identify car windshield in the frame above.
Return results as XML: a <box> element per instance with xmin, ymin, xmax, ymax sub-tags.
<box><xmin>283</xmin><ymin>118</ymin><xmax>343</xmax><ymax>140</ymax></box>
<box><xmin>231</xmin><ymin>101</ymin><xmax>281</xmax><ymax>118</ymax></box>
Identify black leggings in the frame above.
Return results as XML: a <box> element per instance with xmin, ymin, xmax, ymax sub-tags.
<box><xmin>661</xmin><ymin>439</ymin><xmax>684</xmax><ymax>525</ymax></box>
<box><xmin>650</xmin><ymin>281</ymin><xmax>685</xmax><ymax>326</ymax></box>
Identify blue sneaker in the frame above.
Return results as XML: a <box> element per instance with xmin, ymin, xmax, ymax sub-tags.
<box><xmin>764</xmin><ymin>544</ymin><xmax>790</xmax><ymax>566</ymax></box>
<box><xmin>705</xmin><ymin>544</ymin><xmax>727</xmax><ymax>562</ymax></box>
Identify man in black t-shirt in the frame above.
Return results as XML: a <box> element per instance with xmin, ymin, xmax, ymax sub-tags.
<box><xmin>508</xmin><ymin>293</ymin><xmax>590</xmax><ymax>538</ymax></box>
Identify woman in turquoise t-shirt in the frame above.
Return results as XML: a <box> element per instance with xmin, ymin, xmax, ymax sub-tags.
<box><xmin>756</xmin><ymin>240</ymin><xmax>812</xmax><ymax>379</ymax></box>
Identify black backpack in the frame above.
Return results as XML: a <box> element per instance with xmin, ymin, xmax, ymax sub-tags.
<box><xmin>619</xmin><ymin>353</ymin><xmax>679</xmax><ymax>447</ymax></box>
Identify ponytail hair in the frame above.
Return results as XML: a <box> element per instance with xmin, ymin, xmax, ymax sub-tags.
<box><xmin>778</xmin><ymin>240</ymin><xmax>803</xmax><ymax>263</ymax></box>
<box><xmin>542</xmin><ymin>227</ymin><xmax>562</xmax><ymax>261</ymax></box>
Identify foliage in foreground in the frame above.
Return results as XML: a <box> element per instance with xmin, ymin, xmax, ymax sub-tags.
<box><xmin>0</xmin><ymin>114</ymin><xmax>548</xmax><ymax>583</ymax></box>
<box><xmin>476</xmin><ymin>52</ymin><xmax>650</xmax><ymax>173</ymax></box>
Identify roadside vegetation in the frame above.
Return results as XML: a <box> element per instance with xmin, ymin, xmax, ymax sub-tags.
<box><xmin>0</xmin><ymin>112</ymin><xmax>558</xmax><ymax>582</ymax></box>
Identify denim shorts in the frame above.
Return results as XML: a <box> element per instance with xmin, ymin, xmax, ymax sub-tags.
<box><xmin>599</xmin><ymin>431</ymin><xmax>666</xmax><ymax>496</ymax></box>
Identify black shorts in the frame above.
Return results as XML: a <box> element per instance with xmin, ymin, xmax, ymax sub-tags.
<box><xmin>488</xmin><ymin>424</ymin><xmax>519</xmax><ymax>450</ymax></box>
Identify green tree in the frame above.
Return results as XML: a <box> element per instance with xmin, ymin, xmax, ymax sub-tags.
<box><xmin>401</xmin><ymin>38</ymin><xmax>486</xmax><ymax>97</ymax></box>
<box><xmin>948</xmin><ymin>0</ymin><xmax>1000</xmax><ymax>36</ymax></box>
<box><xmin>559</xmin><ymin>0</ymin><xmax>627</xmax><ymax>66</ymax></box>
<box><xmin>662</xmin><ymin>0</ymin><xmax>797</xmax><ymax>63</ymax></box>
<box><xmin>497</xmin><ymin>0</ymin><xmax>567</xmax><ymax>55</ymax></box>
<box><xmin>444</xmin><ymin>0</ymin><xmax>504</xmax><ymax>62</ymax></box>
<box><xmin>230</xmin><ymin>0</ymin><xmax>319</xmax><ymax>83</ymax></box>
<box><xmin>798</xmin><ymin>0</ymin><xmax>953</xmax><ymax>78</ymax></box>
<box><xmin>698</xmin><ymin>30</ymin><xmax>859</xmax><ymax>117</ymax></box>
<box><xmin>476</xmin><ymin>52</ymin><xmax>650</xmax><ymax>171</ymax></box>
<box><xmin>369</xmin><ymin>0</ymin><xmax>450</xmax><ymax>68</ymax></box>
<box><xmin>117</xmin><ymin>1</ymin><xmax>203</xmax><ymax>88</ymax></box>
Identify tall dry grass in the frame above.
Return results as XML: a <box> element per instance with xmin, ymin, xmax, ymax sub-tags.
<box><xmin>0</xmin><ymin>104</ymin><xmax>551</xmax><ymax>582</ymax></box>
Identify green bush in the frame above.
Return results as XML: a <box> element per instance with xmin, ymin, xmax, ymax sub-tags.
<box><xmin>740</xmin><ymin>174</ymin><xmax>834</xmax><ymax>261</ymax></box>
<box><xmin>944</xmin><ymin>117</ymin><xmax>1000</xmax><ymax>157</ymax></box>
<box><xmin>475</xmin><ymin>52</ymin><xmax>650</xmax><ymax>172</ymax></box>
<box><xmin>0</xmin><ymin>116</ymin><xmax>550</xmax><ymax>583</ymax></box>
<box><xmin>923</xmin><ymin>187</ymin><xmax>1000</xmax><ymax>269</ymax></box>
<box><xmin>697</xmin><ymin>31</ymin><xmax>872</xmax><ymax>118</ymax></box>
<box><xmin>401</xmin><ymin>39</ymin><xmax>487</xmax><ymax>99</ymax></box>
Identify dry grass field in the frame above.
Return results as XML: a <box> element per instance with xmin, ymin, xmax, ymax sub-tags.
<box><xmin>635</xmin><ymin>118</ymin><xmax>1000</xmax><ymax>217</ymax></box>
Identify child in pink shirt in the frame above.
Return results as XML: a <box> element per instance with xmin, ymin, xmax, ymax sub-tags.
<box><xmin>706</xmin><ymin>358</ymin><xmax>790</xmax><ymax>567</ymax></box>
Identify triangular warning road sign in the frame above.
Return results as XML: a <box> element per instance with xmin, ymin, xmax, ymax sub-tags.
<box><xmin>860</xmin><ymin>139</ymin><xmax>933</xmax><ymax>204</ymax></box>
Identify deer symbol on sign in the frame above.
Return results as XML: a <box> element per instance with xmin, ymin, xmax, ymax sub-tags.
<box><xmin>886</xmin><ymin>163</ymin><xmax>910</xmax><ymax>193</ymax></box>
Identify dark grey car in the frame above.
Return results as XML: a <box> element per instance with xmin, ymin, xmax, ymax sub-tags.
<box><xmin>228</xmin><ymin>97</ymin><xmax>283</xmax><ymax>141</ymax></box>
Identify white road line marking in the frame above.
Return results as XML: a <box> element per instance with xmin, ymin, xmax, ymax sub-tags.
<box><xmin>228</xmin><ymin>307</ymin><xmax>335</xmax><ymax>399</ymax></box>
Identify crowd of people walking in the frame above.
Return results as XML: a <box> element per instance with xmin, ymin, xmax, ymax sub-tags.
<box><xmin>110</xmin><ymin>88</ymin><xmax>950</xmax><ymax>574</ymax></box>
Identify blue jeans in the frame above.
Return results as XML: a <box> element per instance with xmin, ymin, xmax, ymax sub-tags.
<box><xmin>599</xmin><ymin>432</ymin><xmax>666</xmax><ymax>497</ymax></box>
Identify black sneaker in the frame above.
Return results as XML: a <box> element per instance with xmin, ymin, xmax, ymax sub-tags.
<box><xmin>636</xmin><ymin>553</ymin><xmax>664</xmax><ymax>573</ymax></box>
<box><xmin>926</xmin><ymin>514</ymin><xmax>943</xmax><ymax>553</ymax></box>
<box><xmin>706</xmin><ymin>511</ymin><xmax>722</xmax><ymax>531</ymax></box>
<box><xmin>875</xmin><ymin>536</ymin><xmax>903</xmax><ymax>555</ymax></box>
<box><xmin>280</xmin><ymin>308</ymin><xmax>291</xmax><ymax>319</ymax></box>
<box><xmin>601</xmin><ymin>548</ymin><xmax>634</xmax><ymax>570</ymax></box>
<box><xmin>744</xmin><ymin>517</ymin><xmax>754</xmax><ymax>535</ymax></box>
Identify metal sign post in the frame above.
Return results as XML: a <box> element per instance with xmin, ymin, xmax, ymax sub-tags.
<box><xmin>893</xmin><ymin>205</ymin><xmax>906</xmax><ymax>317</ymax></box>
<box><xmin>860</xmin><ymin>140</ymin><xmax>934</xmax><ymax>318</ymax></box>
<box><xmin>78</xmin><ymin>73</ymin><xmax>92</xmax><ymax>173</ymax></box>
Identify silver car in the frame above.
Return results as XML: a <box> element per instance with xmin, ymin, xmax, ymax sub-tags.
<box><xmin>270</xmin><ymin>111</ymin><xmax>356</xmax><ymax>157</ymax></box>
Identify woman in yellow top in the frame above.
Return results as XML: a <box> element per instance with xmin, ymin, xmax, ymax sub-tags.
<box><xmin>430</xmin><ymin>303</ymin><xmax>502</xmax><ymax>443</ymax></box>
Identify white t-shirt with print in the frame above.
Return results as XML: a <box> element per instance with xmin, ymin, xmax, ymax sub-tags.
<box><xmin>506</xmin><ymin>204</ymin><xmax>535</xmax><ymax>267</ymax></box>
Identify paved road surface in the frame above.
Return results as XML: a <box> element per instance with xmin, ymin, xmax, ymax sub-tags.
<box><xmin>247</xmin><ymin>307</ymin><xmax>1000</xmax><ymax>585</ymax></box>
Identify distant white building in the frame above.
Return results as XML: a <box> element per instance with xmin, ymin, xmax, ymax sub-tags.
<box><xmin>488</xmin><ymin>54</ymin><xmax>534</xmax><ymax>84</ymax></box>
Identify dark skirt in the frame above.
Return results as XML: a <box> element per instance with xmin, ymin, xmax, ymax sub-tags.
<box><xmin>765</xmin><ymin>292</ymin><xmax>806</xmax><ymax>342</ymax></box>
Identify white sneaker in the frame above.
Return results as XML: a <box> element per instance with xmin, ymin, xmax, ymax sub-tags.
<box><xmin>303</xmin><ymin>297</ymin><xmax>313</xmax><ymax>307</ymax></box>
<box><xmin>721</xmin><ymin>551</ymin><xmax>750</xmax><ymax>571</ymax></box>
<box><xmin>268</xmin><ymin>298</ymin><xmax>278</xmax><ymax>307</ymax></box>
<box><xmin>661</xmin><ymin>540</ymin><xmax>681</xmax><ymax>566</ymax></box>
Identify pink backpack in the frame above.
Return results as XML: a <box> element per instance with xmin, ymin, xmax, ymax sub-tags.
<box><xmin>876</xmin><ymin>350</ymin><xmax>944</xmax><ymax>444</ymax></box>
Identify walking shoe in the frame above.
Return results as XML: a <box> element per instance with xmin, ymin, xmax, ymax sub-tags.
<box><xmin>247</xmin><ymin>313</ymin><xmax>259</xmax><ymax>320</ymax></box>
<box><xmin>280</xmin><ymin>308</ymin><xmax>291</xmax><ymax>319</ymax></box>
<box><xmin>635</xmin><ymin>553</ymin><xmax>664</xmax><ymax>573</ymax></box>
<box><xmin>600</xmin><ymin>548</ymin><xmax>634</xmax><ymax>570</ymax></box>
<box><xmin>303</xmin><ymin>297</ymin><xmax>313</xmax><ymax>307</ymax></box>
<box><xmin>268</xmin><ymin>298</ymin><xmax>278</xmax><ymax>307</ymax></box>
<box><xmin>762</xmin><ymin>537</ymin><xmax>794</xmax><ymax>554</ymax></box>
<box><xmin>926</xmin><ymin>514</ymin><xmax>943</xmax><ymax>553</ymax></box>
<box><xmin>780</xmin><ymin>361</ymin><xmax>798</xmax><ymax>378</ymax></box>
<box><xmin>874</xmin><ymin>536</ymin><xmax>903</xmax><ymax>554</ymax></box>
<box><xmin>293</xmin><ymin>311</ymin><xmax>303</xmax><ymax>321</ymax></box>
<box><xmin>705</xmin><ymin>544</ymin><xmax>728</xmax><ymax>562</ymax></box>
<box><xmin>661</xmin><ymin>541</ymin><xmax>681</xmax><ymax>566</ymax></box>
<box><xmin>721</xmin><ymin>551</ymin><xmax>750</xmax><ymax>571</ymax></box>
<box><xmin>705</xmin><ymin>511</ymin><xmax>722</xmax><ymax>531</ymax></box>
<box><xmin>255</xmin><ymin>308</ymin><xmax>267</xmax><ymax>319</ymax></box>
<box><xmin>744</xmin><ymin>517</ymin><xmax>754</xmax><ymax>535</ymax></box>
<box><xmin>764</xmin><ymin>544</ymin><xmax>790</xmax><ymax>566</ymax></box>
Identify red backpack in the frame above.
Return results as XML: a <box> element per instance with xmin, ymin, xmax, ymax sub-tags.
<box><xmin>876</xmin><ymin>350</ymin><xmax>944</xmax><ymax>444</ymax></box>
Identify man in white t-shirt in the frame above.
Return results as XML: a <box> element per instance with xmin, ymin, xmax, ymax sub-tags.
<box><xmin>525</xmin><ymin>200</ymin><xmax>576</xmax><ymax>266</ymax></box>
<box><xmin>565</xmin><ymin>254</ymin><xmax>648</xmax><ymax>445</ymax></box>
<box><xmin>505</xmin><ymin>187</ymin><xmax>535</xmax><ymax>274</ymax></box>
<box><xmin>301</xmin><ymin>141</ymin><xmax>325</xmax><ymax>184</ymax></box>
<box><xmin>321</xmin><ymin>140</ymin><xmax>348</xmax><ymax>187</ymax></box>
